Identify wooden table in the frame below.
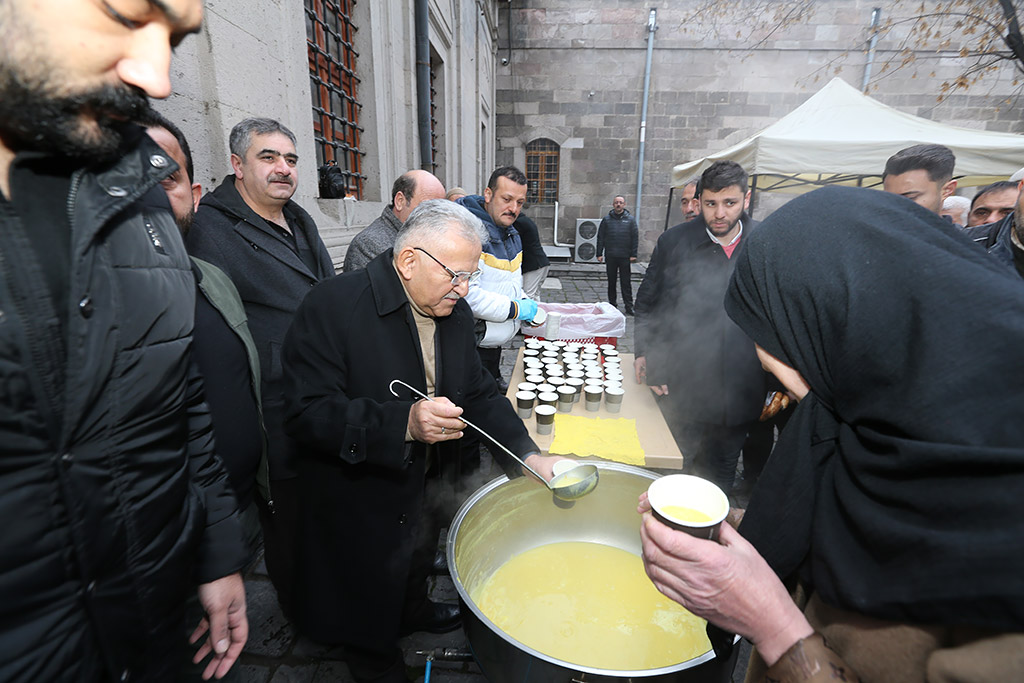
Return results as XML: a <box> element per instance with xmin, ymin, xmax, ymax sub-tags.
<box><xmin>504</xmin><ymin>350</ymin><xmax>684</xmax><ymax>469</ymax></box>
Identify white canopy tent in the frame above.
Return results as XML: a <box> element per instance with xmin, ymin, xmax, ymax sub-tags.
<box><xmin>671</xmin><ymin>78</ymin><xmax>1024</xmax><ymax>202</ymax></box>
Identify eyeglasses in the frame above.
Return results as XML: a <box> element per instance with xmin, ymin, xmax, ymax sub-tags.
<box><xmin>414</xmin><ymin>247</ymin><xmax>481</xmax><ymax>286</ymax></box>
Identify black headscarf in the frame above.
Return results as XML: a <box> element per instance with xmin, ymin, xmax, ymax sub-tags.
<box><xmin>726</xmin><ymin>185</ymin><xmax>1024</xmax><ymax>631</ymax></box>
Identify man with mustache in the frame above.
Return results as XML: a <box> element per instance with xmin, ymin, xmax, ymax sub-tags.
<box><xmin>281</xmin><ymin>199</ymin><xmax>565</xmax><ymax>683</ymax></box>
<box><xmin>187</xmin><ymin>118</ymin><xmax>335</xmax><ymax>619</ymax></box>
<box><xmin>0</xmin><ymin>1</ymin><xmax>249</xmax><ymax>681</ymax></box>
<box><xmin>456</xmin><ymin>166</ymin><xmax>540</xmax><ymax>390</ymax></box>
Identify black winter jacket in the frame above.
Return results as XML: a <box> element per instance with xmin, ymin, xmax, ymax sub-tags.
<box><xmin>634</xmin><ymin>215</ymin><xmax>765</xmax><ymax>426</ymax></box>
<box><xmin>187</xmin><ymin>178</ymin><xmax>335</xmax><ymax>479</ymax></box>
<box><xmin>0</xmin><ymin>134</ymin><xmax>246</xmax><ymax>682</ymax></box>
<box><xmin>597</xmin><ymin>209</ymin><xmax>638</xmax><ymax>259</ymax></box>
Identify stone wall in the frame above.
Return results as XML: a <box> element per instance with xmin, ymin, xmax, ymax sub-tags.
<box><xmin>496</xmin><ymin>1</ymin><xmax>1024</xmax><ymax>256</ymax></box>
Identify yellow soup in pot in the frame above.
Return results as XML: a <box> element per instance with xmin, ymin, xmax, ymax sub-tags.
<box><xmin>471</xmin><ymin>541</ymin><xmax>711</xmax><ymax>670</ymax></box>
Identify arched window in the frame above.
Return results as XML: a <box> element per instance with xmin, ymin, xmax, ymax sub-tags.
<box><xmin>525</xmin><ymin>138</ymin><xmax>559</xmax><ymax>204</ymax></box>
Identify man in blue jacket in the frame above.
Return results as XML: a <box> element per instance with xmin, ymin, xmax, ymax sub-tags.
<box><xmin>457</xmin><ymin>167</ymin><xmax>540</xmax><ymax>386</ymax></box>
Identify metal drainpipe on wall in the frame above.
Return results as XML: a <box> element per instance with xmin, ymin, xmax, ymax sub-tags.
<box><xmin>634</xmin><ymin>8</ymin><xmax>657</xmax><ymax>226</ymax></box>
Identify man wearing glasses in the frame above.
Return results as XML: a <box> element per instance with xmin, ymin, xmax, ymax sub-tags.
<box><xmin>281</xmin><ymin>200</ymin><xmax>567</xmax><ymax>683</ymax></box>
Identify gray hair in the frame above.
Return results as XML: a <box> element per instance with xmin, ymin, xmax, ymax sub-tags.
<box><xmin>229</xmin><ymin>118</ymin><xmax>298</xmax><ymax>157</ymax></box>
<box><xmin>394</xmin><ymin>199</ymin><xmax>488</xmax><ymax>254</ymax></box>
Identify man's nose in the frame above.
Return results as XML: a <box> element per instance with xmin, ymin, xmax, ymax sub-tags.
<box><xmin>116</xmin><ymin>24</ymin><xmax>174</xmax><ymax>99</ymax></box>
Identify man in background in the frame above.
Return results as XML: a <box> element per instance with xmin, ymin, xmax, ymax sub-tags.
<box><xmin>596</xmin><ymin>195</ymin><xmax>639</xmax><ymax>315</ymax></box>
<box><xmin>964</xmin><ymin>179</ymin><xmax>1024</xmax><ymax>279</ymax></box>
<box><xmin>941</xmin><ymin>195</ymin><xmax>970</xmax><ymax>227</ymax></box>
<box><xmin>881</xmin><ymin>143</ymin><xmax>957</xmax><ymax>215</ymax></box>
<box><xmin>516</xmin><ymin>212</ymin><xmax>551</xmax><ymax>300</ymax></box>
<box><xmin>634</xmin><ymin>161</ymin><xmax>765</xmax><ymax>494</ymax></box>
<box><xmin>967</xmin><ymin>180</ymin><xmax>1019</xmax><ymax>227</ymax></box>
<box><xmin>187</xmin><ymin>117</ymin><xmax>335</xmax><ymax>618</ymax></box>
<box><xmin>457</xmin><ymin>167</ymin><xmax>540</xmax><ymax>387</ymax></box>
<box><xmin>344</xmin><ymin>169</ymin><xmax>445</xmax><ymax>271</ymax></box>
<box><xmin>679</xmin><ymin>177</ymin><xmax>701</xmax><ymax>221</ymax></box>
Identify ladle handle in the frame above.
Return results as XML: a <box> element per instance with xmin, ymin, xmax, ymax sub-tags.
<box><xmin>388</xmin><ymin>379</ymin><xmax>548</xmax><ymax>486</ymax></box>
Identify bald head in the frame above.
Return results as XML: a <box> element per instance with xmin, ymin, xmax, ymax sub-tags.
<box><xmin>392</xmin><ymin>170</ymin><xmax>446</xmax><ymax>223</ymax></box>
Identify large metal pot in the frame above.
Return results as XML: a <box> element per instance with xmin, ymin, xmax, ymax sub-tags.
<box><xmin>447</xmin><ymin>462</ymin><xmax>739</xmax><ymax>682</ymax></box>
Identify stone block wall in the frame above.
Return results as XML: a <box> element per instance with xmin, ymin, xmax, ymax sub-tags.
<box><xmin>496</xmin><ymin>1</ymin><xmax>1024</xmax><ymax>257</ymax></box>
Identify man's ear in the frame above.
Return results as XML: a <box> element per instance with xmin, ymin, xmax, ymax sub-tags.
<box><xmin>483</xmin><ymin>186</ymin><xmax>493</xmax><ymax>204</ymax></box>
<box><xmin>394</xmin><ymin>191</ymin><xmax>408</xmax><ymax>215</ymax></box>
<box><xmin>230</xmin><ymin>154</ymin><xmax>244</xmax><ymax>179</ymax></box>
<box><xmin>191</xmin><ymin>183</ymin><xmax>202</xmax><ymax>212</ymax></box>
<box><xmin>743</xmin><ymin>189</ymin><xmax>752</xmax><ymax>211</ymax></box>
<box><xmin>941</xmin><ymin>179</ymin><xmax>957</xmax><ymax>201</ymax></box>
<box><xmin>394</xmin><ymin>247</ymin><xmax>417</xmax><ymax>280</ymax></box>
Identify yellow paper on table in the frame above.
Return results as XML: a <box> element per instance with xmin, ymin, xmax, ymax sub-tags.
<box><xmin>548</xmin><ymin>414</ymin><xmax>646</xmax><ymax>466</ymax></box>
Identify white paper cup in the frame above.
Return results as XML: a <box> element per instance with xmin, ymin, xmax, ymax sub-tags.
<box><xmin>584</xmin><ymin>385</ymin><xmax>603</xmax><ymax>412</ymax></box>
<box><xmin>566</xmin><ymin>377</ymin><xmax>585</xmax><ymax>402</ymax></box>
<box><xmin>537</xmin><ymin>391</ymin><xmax>558</xmax><ymax>409</ymax></box>
<box><xmin>515</xmin><ymin>390</ymin><xmax>536</xmax><ymax>418</ymax></box>
<box><xmin>647</xmin><ymin>474</ymin><xmax>730</xmax><ymax>541</ymax></box>
<box><xmin>535</xmin><ymin>383</ymin><xmax>555</xmax><ymax>395</ymax></box>
<box><xmin>604</xmin><ymin>386</ymin><xmax>624</xmax><ymax>413</ymax></box>
<box><xmin>517</xmin><ymin>381</ymin><xmax>537</xmax><ymax>393</ymax></box>
<box><xmin>557</xmin><ymin>385</ymin><xmax>576</xmax><ymax>412</ymax></box>
<box><xmin>535</xmin><ymin>404</ymin><xmax>557</xmax><ymax>434</ymax></box>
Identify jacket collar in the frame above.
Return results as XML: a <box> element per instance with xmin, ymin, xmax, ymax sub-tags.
<box><xmin>367</xmin><ymin>249</ymin><xmax>409</xmax><ymax>316</ymax></box>
<box><xmin>202</xmin><ymin>175</ymin><xmax>325</xmax><ymax>278</ymax></box>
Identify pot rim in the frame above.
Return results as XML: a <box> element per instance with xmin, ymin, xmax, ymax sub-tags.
<box><xmin>446</xmin><ymin>461</ymin><xmax>723</xmax><ymax>677</ymax></box>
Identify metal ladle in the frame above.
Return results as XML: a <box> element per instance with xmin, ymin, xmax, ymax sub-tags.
<box><xmin>388</xmin><ymin>379</ymin><xmax>599</xmax><ymax>501</ymax></box>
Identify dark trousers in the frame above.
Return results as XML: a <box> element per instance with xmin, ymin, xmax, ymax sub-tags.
<box><xmin>656</xmin><ymin>394</ymin><xmax>750</xmax><ymax>495</ymax></box>
<box><xmin>257</xmin><ymin>477</ymin><xmax>300</xmax><ymax>618</ymax></box>
<box><xmin>604</xmin><ymin>256</ymin><xmax>633</xmax><ymax>310</ymax></box>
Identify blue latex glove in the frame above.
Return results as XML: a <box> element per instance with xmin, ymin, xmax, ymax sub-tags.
<box><xmin>514</xmin><ymin>298</ymin><xmax>538</xmax><ymax>322</ymax></box>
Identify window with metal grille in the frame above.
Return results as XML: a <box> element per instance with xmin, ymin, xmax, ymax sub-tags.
<box><xmin>526</xmin><ymin>138</ymin><xmax>559</xmax><ymax>204</ymax></box>
<box><xmin>306</xmin><ymin>0</ymin><xmax>365</xmax><ymax>198</ymax></box>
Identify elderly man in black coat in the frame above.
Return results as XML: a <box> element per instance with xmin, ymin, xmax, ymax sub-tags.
<box><xmin>282</xmin><ymin>199</ymin><xmax>566</xmax><ymax>683</ymax></box>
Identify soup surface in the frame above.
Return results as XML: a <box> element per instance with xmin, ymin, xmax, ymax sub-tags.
<box><xmin>471</xmin><ymin>541</ymin><xmax>711</xmax><ymax>670</ymax></box>
<box><xmin>659</xmin><ymin>505</ymin><xmax>714</xmax><ymax>524</ymax></box>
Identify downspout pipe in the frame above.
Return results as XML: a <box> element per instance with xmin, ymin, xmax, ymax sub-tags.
<box><xmin>862</xmin><ymin>8</ymin><xmax>881</xmax><ymax>92</ymax></box>
<box><xmin>415</xmin><ymin>0</ymin><xmax>433</xmax><ymax>170</ymax></box>
<box><xmin>634</xmin><ymin>9</ymin><xmax>657</xmax><ymax>224</ymax></box>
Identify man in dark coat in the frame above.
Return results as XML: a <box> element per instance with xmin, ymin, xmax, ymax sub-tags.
<box><xmin>596</xmin><ymin>195</ymin><xmax>639</xmax><ymax>314</ymax></box>
<box><xmin>187</xmin><ymin>117</ymin><xmax>336</xmax><ymax>616</ymax></box>
<box><xmin>633</xmin><ymin>161</ymin><xmax>765</xmax><ymax>493</ymax></box>
<box><xmin>0</xmin><ymin>1</ymin><xmax>248</xmax><ymax>681</ymax></box>
<box><xmin>964</xmin><ymin>179</ymin><xmax>1024</xmax><ymax>280</ymax></box>
<box><xmin>516</xmin><ymin>212</ymin><xmax>551</xmax><ymax>300</ymax></box>
<box><xmin>282</xmin><ymin>200</ymin><xmax>566</xmax><ymax>683</ymax></box>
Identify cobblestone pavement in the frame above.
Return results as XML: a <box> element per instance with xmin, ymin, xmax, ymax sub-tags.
<box><xmin>234</xmin><ymin>261</ymin><xmax>751</xmax><ymax>682</ymax></box>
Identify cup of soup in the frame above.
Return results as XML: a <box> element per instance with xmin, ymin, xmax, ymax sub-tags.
<box><xmin>647</xmin><ymin>474</ymin><xmax>729</xmax><ymax>541</ymax></box>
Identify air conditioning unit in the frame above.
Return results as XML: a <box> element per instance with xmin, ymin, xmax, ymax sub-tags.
<box><xmin>574</xmin><ymin>218</ymin><xmax>600</xmax><ymax>263</ymax></box>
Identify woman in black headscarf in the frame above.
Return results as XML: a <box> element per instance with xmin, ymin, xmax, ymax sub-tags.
<box><xmin>639</xmin><ymin>186</ymin><xmax>1024</xmax><ymax>682</ymax></box>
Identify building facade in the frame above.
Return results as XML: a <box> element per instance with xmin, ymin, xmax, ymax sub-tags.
<box><xmin>159</xmin><ymin>0</ymin><xmax>501</xmax><ymax>269</ymax></box>
<box><xmin>495</xmin><ymin>1</ymin><xmax>1024</xmax><ymax>257</ymax></box>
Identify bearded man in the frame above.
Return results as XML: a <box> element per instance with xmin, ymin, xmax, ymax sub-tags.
<box><xmin>0</xmin><ymin>1</ymin><xmax>248</xmax><ymax>681</ymax></box>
